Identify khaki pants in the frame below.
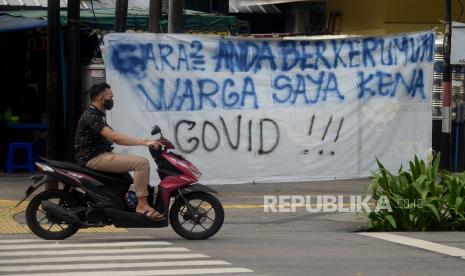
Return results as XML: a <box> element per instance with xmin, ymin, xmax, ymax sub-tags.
<box><xmin>86</xmin><ymin>152</ymin><xmax>150</xmax><ymax>197</ymax></box>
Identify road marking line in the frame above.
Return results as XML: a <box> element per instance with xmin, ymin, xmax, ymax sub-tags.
<box><xmin>0</xmin><ymin>253</ymin><xmax>210</xmax><ymax>264</ymax></box>
<box><xmin>4</xmin><ymin>267</ymin><xmax>254</xmax><ymax>276</ymax></box>
<box><xmin>223</xmin><ymin>203</ymin><xmax>375</xmax><ymax>209</ymax></box>
<box><xmin>0</xmin><ymin>241</ymin><xmax>171</xmax><ymax>250</ymax></box>
<box><xmin>0</xmin><ymin>260</ymin><xmax>231</xmax><ymax>272</ymax></box>
<box><xmin>359</xmin><ymin>232</ymin><xmax>465</xmax><ymax>257</ymax></box>
<box><xmin>0</xmin><ymin>247</ymin><xmax>190</xmax><ymax>257</ymax></box>
<box><xmin>79</xmin><ymin>226</ymin><xmax>128</xmax><ymax>233</ymax></box>
<box><xmin>0</xmin><ymin>238</ymin><xmax>44</xmax><ymax>243</ymax></box>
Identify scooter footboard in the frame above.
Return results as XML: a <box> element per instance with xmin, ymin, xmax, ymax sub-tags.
<box><xmin>104</xmin><ymin>209</ymin><xmax>168</xmax><ymax>228</ymax></box>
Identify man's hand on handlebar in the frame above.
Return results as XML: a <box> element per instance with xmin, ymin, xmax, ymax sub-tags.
<box><xmin>144</xmin><ymin>140</ymin><xmax>163</xmax><ymax>149</ymax></box>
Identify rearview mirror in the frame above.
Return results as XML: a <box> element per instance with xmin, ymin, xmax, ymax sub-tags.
<box><xmin>151</xmin><ymin>125</ymin><xmax>161</xmax><ymax>136</ymax></box>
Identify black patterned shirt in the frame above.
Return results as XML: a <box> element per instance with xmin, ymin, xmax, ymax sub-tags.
<box><xmin>74</xmin><ymin>106</ymin><xmax>114</xmax><ymax>165</ymax></box>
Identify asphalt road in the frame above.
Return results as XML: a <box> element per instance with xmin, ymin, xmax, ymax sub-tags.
<box><xmin>1</xmin><ymin>175</ymin><xmax>465</xmax><ymax>276</ymax></box>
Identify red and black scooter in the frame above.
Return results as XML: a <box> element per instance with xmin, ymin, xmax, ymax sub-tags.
<box><xmin>18</xmin><ymin>125</ymin><xmax>224</xmax><ymax>240</ymax></box>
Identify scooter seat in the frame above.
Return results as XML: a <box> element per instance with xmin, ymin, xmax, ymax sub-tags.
<box><xmin>39</xmin><ymin>158</ymin><xmax>133</xmax><ymax>186</ymax></box>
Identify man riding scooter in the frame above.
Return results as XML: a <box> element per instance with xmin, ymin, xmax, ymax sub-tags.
<box><xmin>74</xmin><ymin>83</ymin><xmax>164</xmax><ymax>220</ymax></box>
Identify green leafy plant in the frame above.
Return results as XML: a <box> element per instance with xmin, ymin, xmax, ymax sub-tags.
<box><xmin>366</xmin><ymin>153</ymin><xmax>465</xmax><ymax>231</ymax></box>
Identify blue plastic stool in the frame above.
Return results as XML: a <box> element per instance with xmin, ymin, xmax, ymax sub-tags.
<box><xmin>5</xmin><ymin>143</ymin><xmax>35</xmax><ymax>173</ymax></box>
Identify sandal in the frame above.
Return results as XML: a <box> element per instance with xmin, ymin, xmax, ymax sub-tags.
<box><xmin>138</xmin><ymin>207</ymin><xmax>165</xmax><ymax>221</ymax></box>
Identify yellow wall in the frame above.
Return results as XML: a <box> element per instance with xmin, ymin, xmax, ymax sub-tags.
<box><xmin>328</xmin><ymin>0</ymin><xmax>465</xmax><ymax>35</ymax></box>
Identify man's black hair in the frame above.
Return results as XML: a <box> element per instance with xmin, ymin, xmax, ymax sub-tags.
<box><xmin>89</xmin><ymin>83</ymin><xmax>111</xmax><ymax>101</ymax></box>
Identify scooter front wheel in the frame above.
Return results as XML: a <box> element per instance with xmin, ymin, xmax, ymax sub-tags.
<box><xmin>169</xmin><ymin>192</ymin><xmax>224</xmax><ymax>240</ymax></box>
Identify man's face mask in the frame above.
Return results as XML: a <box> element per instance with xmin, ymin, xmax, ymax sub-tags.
<box><xmin>103</xmin><ymin>98</ymin><xmax>114</xmax><ymax>110</ymax></box>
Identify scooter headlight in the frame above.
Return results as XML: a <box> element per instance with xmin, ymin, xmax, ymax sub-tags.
<box><xmin>191</xmin><ymin>170</ymin><xmax>202</xmax><ymax>179</ymax></box>
<box><xmin>177</xmin><ymin>160</ymin><xmax>201</xmax><ymax>179</ymax></box>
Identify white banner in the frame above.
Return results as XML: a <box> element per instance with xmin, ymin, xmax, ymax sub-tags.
<box><xmin>104</xmin><ymin>31</ymin><xmax>434</xmax><ymax>184</ymax></box>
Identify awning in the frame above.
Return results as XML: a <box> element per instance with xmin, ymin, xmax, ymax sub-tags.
<box><xmin>239</xmin><ymin>0</ymin><xmax>325</xmax><ymax>5</ymax></box>
<box><xmin>0</xmin><ymin>14</ymin><xmax>47</xmax><ymax>33</ymax></box>
<box><xmin>2</xmin><ymin>9</ymin><xmax>241</xmax><ymax>32</ymax></box>
<box><xmin>229</xmin><ymin>0</ymin><xmax>326</xmax><ymax>14</ymax></box>
<box><xmin>0</xmin><ymin>0</ymin><xmax>117</xmax><ymax>9</ymax></box>
<box><xmin>229</xmin><ymin>0</ymin><xmax>281</xmax><ymax>14</ymax></box>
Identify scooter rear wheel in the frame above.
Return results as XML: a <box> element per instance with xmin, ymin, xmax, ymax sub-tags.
<box><xmin>169</xmin><ymin>192</ymin><xmax>224</xmax><ymax>240</ymax></box>
<box><xmin>26</xmin><ymin>190</ymin><xmax>80</xmax><ymax>240</ymax></box>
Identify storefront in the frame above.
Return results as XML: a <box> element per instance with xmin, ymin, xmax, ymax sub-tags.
<box><xmin>0</xmin><ymin>15</ymin><xmax>49</xmax><ymax>172</ymax></box>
